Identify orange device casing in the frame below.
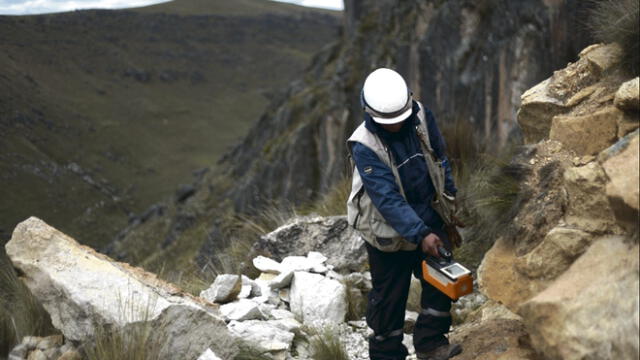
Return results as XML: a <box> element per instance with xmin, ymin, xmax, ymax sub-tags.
<box><xmin>422</xmin><ymin>260</ymin><xmax>473</xmax><ymax>301</ymax></box>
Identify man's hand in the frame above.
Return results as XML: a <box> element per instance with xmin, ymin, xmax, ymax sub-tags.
<box><xmin>420</xmin><ymin>233</ymin><xmax>443</xmax><ymax>257</ymax></box>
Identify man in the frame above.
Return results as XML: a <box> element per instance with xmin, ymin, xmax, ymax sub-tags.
<box><xmin>346</xmin><ymin>68</ymin><xmax>462</xmax><ymax>360</ymax></box>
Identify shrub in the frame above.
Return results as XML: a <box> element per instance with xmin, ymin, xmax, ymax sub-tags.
<box><xmin>0</xmin><ymin>251</ymin><xmax>57</xmax><ymax>357</ymax></box>
<box><xmin>589</xmin><ymin>0</ymin><xmax>640</xmax><ymax>75</ymax></box>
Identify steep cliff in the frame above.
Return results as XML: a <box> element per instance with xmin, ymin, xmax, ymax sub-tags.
<box><xmin>111</xmin><ymin>0</ymin><xmax>594</xmax><ymax>269</ymax></box>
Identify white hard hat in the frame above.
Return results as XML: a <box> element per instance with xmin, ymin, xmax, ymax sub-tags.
<box><xmin>361</xmin><ymin>68</ymin><xmax>413</xmax><ymax>125</ymax></box>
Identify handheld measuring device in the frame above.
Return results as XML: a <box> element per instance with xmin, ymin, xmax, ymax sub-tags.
<box><xmin>421</xmin><ymin>247</ymin><xmax>473</xmax><ymax>300</ymax></box>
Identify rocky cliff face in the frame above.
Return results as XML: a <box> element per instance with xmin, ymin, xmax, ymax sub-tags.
<box><xmin>222</xmin><ymin>0</ymin><xmax>592</xmax><ymax>211</ymax></box>
<box><xmin>112</xmin><ymin>0</ymin><xmax>594</xmax><ymax>268</ymax></box>
<box><xmin>477</xmin><ymin>43</ymin><xmax>639</xmax><ymax>359</ymax></box>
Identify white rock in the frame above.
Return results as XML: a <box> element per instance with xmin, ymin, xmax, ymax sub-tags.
<box><xmin>243</xmin><ymin>275</ymin><xmax>262</xmax><ymax>297</ymax></box>
<box><xmin>4</xmin><ymin>217</ymin><xmax>237</xmax><ymax>360</ymax></box>
<box><xmin>271</xmin><ymin>318</ymin><xmax>302</xmax><ymax>335</ymax></box>
<box><xmin>269</xmin><ymin>270</ymin><xmax>294</xmax><ymax>289</ymax></box>
<box><xmin>197</xmin><ymin>348</ymin><xmax>223</xmax><ymax>360</ymax></box>
<box><xmin>307</xmin><ymin>251</ymin><xmax>328</xmax><ymax>263</ymax></box>
<box><xmin>271</xmin><ymin>309</ymin><xmax>296</xmax><ymax>320</ymax></box>
<box><xmin>253</xmin><ymin>256</ymin><xmax>283</xmax><ymax>274</ymax></box>
<box><xmin>220</xmin><ymin>299</ymin><xmax>264</xmax><ymax>321</ymax></box>
<box><xmin>237</xmin><ymin>284</ymin><xmax>252</xmax><ymax>299</ymax></box>
<box><xmin>280</xmin><ymin>253</ymin><xmax>329</xmax><ymax>274</ymax></box>
<box><xmin>258</xmin><ymin>303</ymin><xmax>276</xmax><ymax>318</ymax></box>
<box><xmin>228</xmin><ymin>320</ymin><xmax>295</xmax><ymax>352</ymax></box>
<box><xmin>290</xmin><ymin>271</ymin><xmax>347</xmax><ymax>325</ymax></box>
<box><xmin>200</xmin><ymin>274</ymin><xmax>241</xmax><ymax>303</ymax></box>
<box><xmin>253</xmin><ymin>278</ymin><xmax>281</xmax><ymax>306</ymax></box>
<box><xmin>310</xmin><ymin>263</ymin><xmax>329</xmax><ymax>274</ymax></box>
<box><xmin>281</xmin><ymin>256</ymin><xmax>312</xmax><ymax>271</ymax></box>
<box><xmin>279</xmin><ymin>288</ymin><xmax>290</xmax><ymax>303</ymax></box>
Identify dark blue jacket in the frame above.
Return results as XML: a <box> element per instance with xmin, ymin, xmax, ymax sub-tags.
<box><xmin>351</xmin><ymin>102</ymin><xmax>456</xmax><ymax>244</ymax></box>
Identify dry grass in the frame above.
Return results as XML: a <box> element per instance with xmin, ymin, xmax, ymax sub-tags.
<box><xmin>307</xmin><ymin>326</ymin><xmax>350</xmax><ymax>360</ymax></box>
<box><xmin>589</xmin><ymin>0</ymin><xmax>640</xmax><ymax>75</ymax></box>
<box><xmin>455</xmin><ymin>145</ymin><xmax>530</xmax><ymax>269</ymax></box>
<box><xmin>84</xmin><ymin>324</ymin><xmax>163</xmax><ymax>360</ymax></box>
<box><xmin>302</xmin><ymin>176</ymin><xmax>352</xmax><ymax>216</ymax></box>
<box><xmin>441</xmin><ymin>115</ymin><xmax>529</xmax><ymax>269</ymax></box>
<box><xmin>83</xmin><ymin>293</ymin><xmax>163</xmax><ymax>360</ymax></box>
<box><xmin>0</xmin><ymin>252</ymin><xmax>57</xmax><ymax>357</ymax></box>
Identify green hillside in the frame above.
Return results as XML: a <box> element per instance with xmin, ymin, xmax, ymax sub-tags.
<box><xmin>0</xmin><ymin>0</ymin><xmax>339</xmax><ymax>248</ymax></box>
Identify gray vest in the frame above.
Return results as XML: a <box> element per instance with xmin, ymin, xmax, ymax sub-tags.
<box><xmin>346</xmin><ymin>101</ymin><xmax>452</xmax><ymax>252</ymax></box>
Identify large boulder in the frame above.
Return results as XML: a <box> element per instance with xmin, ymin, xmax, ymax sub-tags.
<box><xmin>599</xmin><ymin>130</ymin><xmax>640</xmax><ymax>230</ymax></box>
<box><xmin>549</xmin><ymin>107</ymin><xmax>620</xmax><ymax>156</ymax></box>
<box><xmin>5</xmin><ymin>217</ymin><xmax>237</xmax><ymax>360</ymax></box>
<box><xmin>290</xmin><ymin>271</ymin><xmax>347</xmax><ymax>325</ymax></box>
<box><xmin>519</xmin><ymin>236</ymin><xmax>639</xmax><ymax>360</ymax></box>
<box><xmin>252</xmin><ymin>216</ymin><xmax>367</xmax><ymax>273</ymax></box>
<box><xmin>449</xmin><ymin>301</ymin><xmax>538</xmax><ymax>360</ymax></box>
<box><xmin>477</xmin><ymin>237</ymin><xmax>544</xmax><ymax>311</ymax></box>
<box><xmin>563</xmin><ymin>161</ymin><xmax>622</xmax><ymax>234</ymax></box>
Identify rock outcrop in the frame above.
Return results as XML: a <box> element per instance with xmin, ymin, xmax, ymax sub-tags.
<box><xmin>479</xmin><ymin>42</ymin><xmax>639</xmax><ymax>360</ymax></box>
<box><xmin>5</xmin><ymin>217</ymin><xmax>237</xmax><ymax>360</ymax></box>
<box><xmin>251</xmin><ymin>216</ymin><xmax>367</xmax><ymax>273</ymax></box>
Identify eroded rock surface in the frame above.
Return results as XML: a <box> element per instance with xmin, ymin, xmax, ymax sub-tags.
<box><xmin>5</xmin><ymin>217</ymin><xmax>237</xmax><ymax>360</ymax></box>
<box><xmin>519</xmin><ymin>237</ymin><xmax>639</xmax><ymax>360</ymax></box>
<box><xmin>481</xmin><ymin>41</ymin><xmax>640</xmax><ymax>360</ymax></box>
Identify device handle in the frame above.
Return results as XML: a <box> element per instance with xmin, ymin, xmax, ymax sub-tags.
<box><xmin>437</xmin><ymin>246</ymin><xmax>452</xmax><ymax>261</ymax></box>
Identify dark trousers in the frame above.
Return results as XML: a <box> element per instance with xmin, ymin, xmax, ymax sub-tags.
<box><xmin>365</xmin><ymin>231</ymin><xmax>452</xmax><ymax>360</ymax></box>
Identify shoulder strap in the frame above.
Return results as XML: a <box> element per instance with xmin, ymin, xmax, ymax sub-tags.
<box><xmin>415</xmin><ymin>102</ymin><xmax>437</xmax><ymax>160</ymax></box>
<box><xmin>414</xmin><ymin>102</ymin><xmax>446</xmax><ymax>197</ymax></box>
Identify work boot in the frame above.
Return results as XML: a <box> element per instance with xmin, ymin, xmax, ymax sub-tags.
<box><xmin>416</xmin><ymin>343</ymin><xmax>462</xmax><ymax>360</ymax></box>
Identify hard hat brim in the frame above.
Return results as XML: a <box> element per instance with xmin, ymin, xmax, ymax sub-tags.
<box><xmin>371</xmin><ymin>107</ymin><xmax>413</xmax><ymax>125</ymax></box>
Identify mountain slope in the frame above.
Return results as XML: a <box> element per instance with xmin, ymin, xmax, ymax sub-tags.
<box><xmin>0</xmin><ymin>1</ymin><xmax>339</xmax><ymax>247</ymax></box>
<box><xmin>111</xmin><ymin>0</ymin><xmax>594</xmax><ymax>272</ymax></box>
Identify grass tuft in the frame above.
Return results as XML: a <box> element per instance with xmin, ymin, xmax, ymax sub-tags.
<box><xmin>84</xmin><ymin>324</ymin><xmax>163</xmax><ymax>360</ymax></box>
<box><xmin>589</xmin><ymin>0</ymin><xmax>640</xmax><ymax>75</ymax></box>
<box><xmin>83</xmin><ymin>294</ymin><xmax>163</xmax><ymax>360</ymax></box>
<box><xmin>301</xmin><ymin>176</ymin><xmax>351</xmax><ymax>216</ymax></box>
<box><xmin>454</xmin><ymin>145</ymin><xmax>530</xmax><ymax>268</ymax></box>
<box><xmin>307</xmin><ymin>326</ymin><xmax>350</xmax><ymax>360</ymax></box>
<box><xmin>0</xmin><ymin>251</ymin><xmax>57</xmax><ymax>357</ymax></box>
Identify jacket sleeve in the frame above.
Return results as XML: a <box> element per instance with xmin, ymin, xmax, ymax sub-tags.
<box><xmin>424</xmin><ymin>108</ymin><xmax>458</xmax><ymax>195</ymax></box>
<box><xmin>351</xmin><ymin>142</ymin><xmax>431</xmax><ymax>244</ymax></box>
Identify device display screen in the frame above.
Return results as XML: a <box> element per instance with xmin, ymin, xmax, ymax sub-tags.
<box><xmin>442</xmin><ymin>263</ymin><xmax>469</xmax><ymax>278</ymax></box>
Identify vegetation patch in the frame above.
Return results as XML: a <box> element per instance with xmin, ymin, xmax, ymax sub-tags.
<box><xmin>307</xmin><ymin>325</ymin><xmax>350</xmax><ymax>360</ymax></box>
<box><xmin>0</xmin><ymin>251</ymin><xmax>57</xmax><ymax>357</ymax></box>
<box><xmin>589</xmin><ymin>0</ymin><xmax>640</xmax><ymax>75</ymax></box>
